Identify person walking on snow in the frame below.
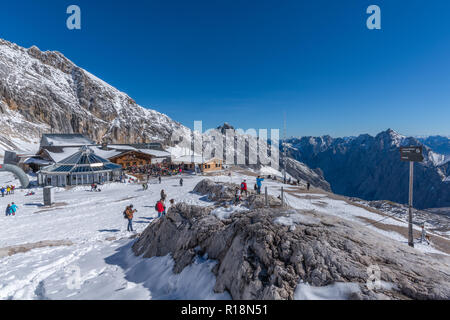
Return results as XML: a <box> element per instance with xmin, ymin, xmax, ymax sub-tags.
<box><xmin>1</xmin><ymin>187</ymin><xmax>5</xmax><ymax>197</ymax></box>
<box><xmin>306</xmin><ymin>182</ymin><xmax>311</xmax><ymax>191</ymax></box>
<box><xmin>256</xmin><ymin>176</ymin><xmax>264</xmax><ymax>195</ymax></box>
<box><xmin>158</xmin><ymin>175</ymin><xmax>162</xmax><ymax>184</ymax></box>
<box><xmin>180</xmin><ymin>178</ymin><xmax>183</xmax><ymax>187</ymax></box>
<box><xmin>124</xmin><ymin>205</ymin><xmax>137</xmax><ymax>232</ymax></box>
<box><xmin>10</xmin><ymin>202</ymin><xmax>18</xmax><ymax>216</ymax></box>
<box><xmin>240</xmin><ymin>180</ymin><xmax>248</xmax><ymax>197</ymax></box>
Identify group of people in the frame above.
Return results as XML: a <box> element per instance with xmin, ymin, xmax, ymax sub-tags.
<box><xmin>90</xmin><ymin>183</ymin><xmax>101</xmax><ymax>192</ymax></box>
<box><xmin>125</xmin><ymin>163</ymin><xmax>184</xmax><ymax>178</ymax></box>
<box><xmin>234</xmin><ymin>176</ymin><xmax>265</xmax><ymax>203</ymax></box>
<box><xmin>5</xmin><ymin>203</ymin><xmax>18</xmax><ymax>216</ymax></box>
<box><xmin>123</xmin><ymin>189</ymin><xmax>175</xmax><ymax>232</ymax></box>
<box><xmin>1</xmin><ymin>185</ymin><xmax>15</xmax><ymax>197</ymax></box>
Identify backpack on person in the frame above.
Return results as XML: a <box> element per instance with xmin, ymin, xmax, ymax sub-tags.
<box><xmin>123</xmin><ymin>207</ymin><xmax>128</xmax><ymax>219</ymax></box>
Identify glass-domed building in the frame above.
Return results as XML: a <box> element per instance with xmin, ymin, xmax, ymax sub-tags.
<box><xmin>38</xmin><ymin>146</ymin><xmax>122</xmax><ymax>187</ymax></box>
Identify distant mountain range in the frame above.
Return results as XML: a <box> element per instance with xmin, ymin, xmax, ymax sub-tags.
<box><xmin>284</xmin><ymin>130</ymin><xmax>450</xmax><ymax>209</ymax></box>
<box><xmin>417</xmin><ymin>136</ymin><xmax>450</xmax><ymax>157</ymax></box>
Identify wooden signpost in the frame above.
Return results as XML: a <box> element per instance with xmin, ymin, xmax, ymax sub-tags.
<box><xmin>399</xmin><ymin>146</ymin><xmax>424</xmax><ymax>247</ymax></box>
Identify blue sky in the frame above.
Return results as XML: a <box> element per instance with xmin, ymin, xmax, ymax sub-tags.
<box><xmin>1</xmin><ymin>0</ymin><xmax>450</xmax><ymax>137</ymax></box>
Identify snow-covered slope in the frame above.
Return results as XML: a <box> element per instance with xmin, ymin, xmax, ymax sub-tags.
<box><xmin>0</xmin><ymin>39</ymin><xmax>190</xmax><ymax>151</ymax></box>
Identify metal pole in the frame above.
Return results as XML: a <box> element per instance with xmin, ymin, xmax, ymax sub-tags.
<box><xmin>265</xmin><ymin>187</ymin><xmax>268</xmax><ymax>207</ymax></box>
<box><xmin>408</xmin><ymin>161</ymin><xmax>414</xmax><ymax>247</ymax></box>
<box><xmin>281</xmin><ymin>186</ymin><xmax>284</xmax><ymax>207</ymax></box>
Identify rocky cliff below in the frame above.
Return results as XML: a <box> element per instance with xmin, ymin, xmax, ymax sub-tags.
<box><xmin>132</xmin><ymin>179</ymin><xmax>450</xmax><ymax>300</ymax></box>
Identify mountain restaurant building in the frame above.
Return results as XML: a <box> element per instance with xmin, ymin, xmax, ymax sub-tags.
<box><xmin>172</xmin><ymin>156</ymin><xmax>224</xmax><ymax>173</ymax></box>
<box><xmin>37</xmin><ymin>146</ymin><xmax>122</xmax><ymax>187</ymax></box>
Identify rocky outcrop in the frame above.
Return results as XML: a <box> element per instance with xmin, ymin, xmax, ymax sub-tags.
<box><xmin>133</xmin><ymin>179</ymin><xmax>450</xmax><ymax>300</ymax></box>
<box><xmin>283</xmin><ymin>157</ymin><xmax>331</xmax><ymax>191</ymax></box>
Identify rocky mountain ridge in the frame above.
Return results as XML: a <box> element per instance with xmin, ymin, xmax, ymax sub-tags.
<box><xmin>284</xmin><ymin>129</ymin><xmax>450</xmax><ymax>209</ymax></box>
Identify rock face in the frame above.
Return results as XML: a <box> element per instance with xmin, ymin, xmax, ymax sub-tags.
<box><xmin>0</xmin><ymin>39</ymin><xmax>189</xmax><ymax>152</ymax></box>
<box><xmin>285</xmin><ymin>129</ymin><xmax>450</xmax><ymax>209</ymax></box>
<box><xmin>282</xmin><ymin>157</ymin><xmax>331</xmax><ymax>191</ymax></box>
<box><xmin>133</xmin><ymin>179</ymin><xmax>450</xmax><ymax>300</ymax></box>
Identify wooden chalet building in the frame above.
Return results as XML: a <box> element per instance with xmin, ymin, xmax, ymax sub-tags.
<box><xmin>108</xmin><ymin>150</ymin><xmax>153</xmax><ymax>168</ymax></box>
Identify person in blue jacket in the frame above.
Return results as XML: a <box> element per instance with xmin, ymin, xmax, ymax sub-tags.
<box><xmin>256</xmin><ymin>176</ymin><xmax>264</xmax><ymax>195</ymax></box>
<box><xmin>5</xmin><ymin>204</ymin><xmax>11</xmax><ymax>216</ymax></box>
<box><xmin>10</xmin><ymin>202</ymin><xmax>18</xmax><ymax>216</ymax></box>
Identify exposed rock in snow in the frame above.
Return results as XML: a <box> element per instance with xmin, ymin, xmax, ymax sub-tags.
<box><xmin>282</xmin><ymin>157</ymin><xmax>331</xmax><ymax>191</ymax></box>
<box><xmin>133</xmin><ymin>179</ymin><xmax>450</xmax><ymax>300</ymax></box>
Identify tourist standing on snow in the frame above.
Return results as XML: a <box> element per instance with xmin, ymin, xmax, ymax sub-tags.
<box><xmin>10</xmin><ymin>202</ymin><xmax>18</xmax><ymax>216</ymax></box>
<box><xmin>180</xmin><ymin>178</ymin><xmax>183</xmax><ymax>187</ymax></box>
<box><xmin>156</xmin><ymin>199</ymin><xmax>166</xmax><ymax>218</ymax></box>
<box><xmin>234</xmin><ymin>188</ymin><xmax>241</xmax><ymax>204</ymax></box>
<box><xmin>240</xmin><ymin>180</ymin><xmax>248</xmax><ymax>197</ymax></box>
<box><xmin>5</xmin><ymin>204</ymin><xmax>11</xmax><ymax>216</ymax></box>
<box><xmin>256</xmin><ymin>176</ymin><xmax>264</xmax><ymax>195</ymax></box>
<box><xmin>124</xmin><ymin>205</ymin><xmax>137</xmax><ymax>232</ymax></box>
<box><xmin>158</xmin><ymin>175</ymin><xmax>162</xmax><ymax>184</ymax></box>
<box><xmin>306</xmin><ymin>182</ymin><xmax>311</xmax><ymax>191</ymax></box>
<box><xmin>160</xmin><ymin>189</ymin><xmax>167</xmax><ymax>202</ymax></box>
<box><xmin>1</xmin><ymin>187</ymin><xmax>5</xmax><ymax>197</ymax></box>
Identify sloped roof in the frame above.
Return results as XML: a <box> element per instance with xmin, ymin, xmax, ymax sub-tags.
<box><xmin>40</xmin><ymin>146</ymin><xmax>121</xmax><ymax>174</ymax></box>
<box><xmin>41</xmin><ymin>134</ymin><xmax>94</xmax><ymax>147</ymax></box>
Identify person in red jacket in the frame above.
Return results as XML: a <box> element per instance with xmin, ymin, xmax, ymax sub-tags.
<box><xmin>240</xmin><ymin>180</ymin><xmax>248</xmax><ymax>197</ymax></box>
<box><xmin>156</xmin><ymin>199</ymin><xmax>166</xmax><ymax>218</ymax></box>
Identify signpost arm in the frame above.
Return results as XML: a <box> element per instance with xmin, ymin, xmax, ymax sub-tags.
<box><xmin>408</xmin><ymin>161</ymin><xmax>414</xmax><ymax>247</ymax></box>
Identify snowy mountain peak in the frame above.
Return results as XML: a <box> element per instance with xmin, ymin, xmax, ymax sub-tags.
<box><xmin>0</xmin><ymin>38</ymin><xmax>190</xmax><ymax>157</ymax></box>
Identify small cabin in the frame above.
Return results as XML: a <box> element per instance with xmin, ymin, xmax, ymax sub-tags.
<box><xmin>173</xmin><ymin>156</ymin><xmax>223</xmax><ymax>173</ymax></box>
